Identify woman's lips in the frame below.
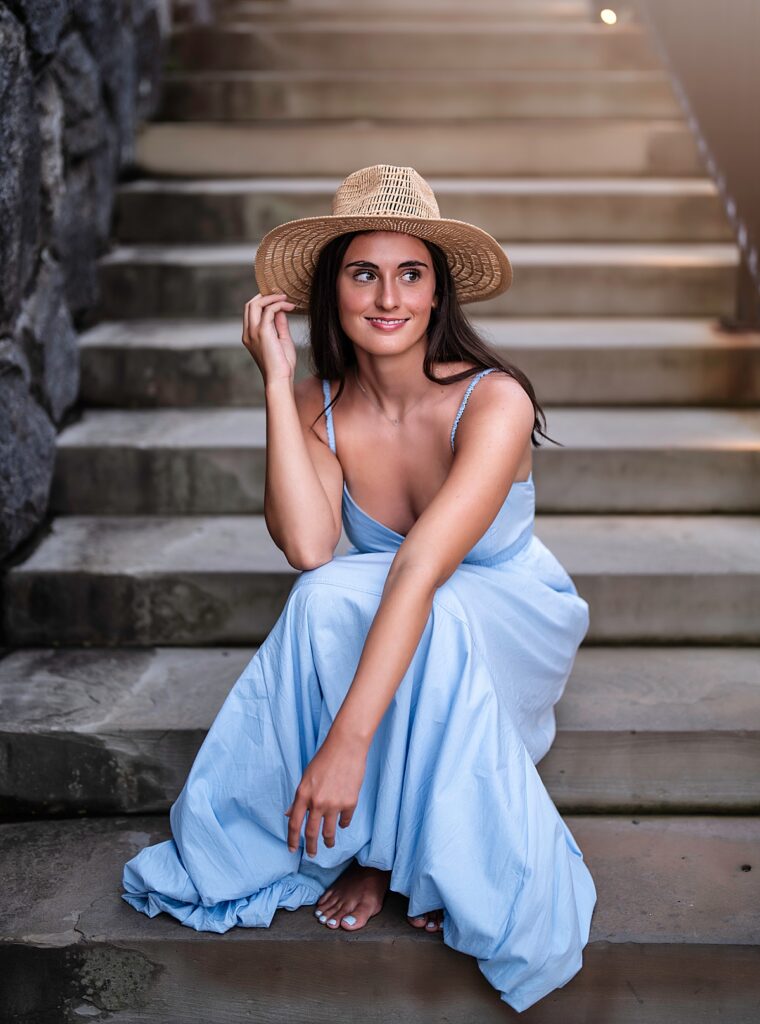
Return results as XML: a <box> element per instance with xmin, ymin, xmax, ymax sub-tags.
<box><xmin>365</xmin><ymin>317</ymin><xmax>409</xmax><ymax>332</ymax></box>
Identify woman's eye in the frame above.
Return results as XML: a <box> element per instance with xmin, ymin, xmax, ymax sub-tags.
<box><xmin>351</xmin><ymin>269</ymin><xmax>421</xmax><ymax>283</ymax></box>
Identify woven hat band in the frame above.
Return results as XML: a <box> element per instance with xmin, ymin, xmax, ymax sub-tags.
<box><xmin>331</xmin><ymin>164</ymin><xmax>441</xmax><ymax>220</ymax></box>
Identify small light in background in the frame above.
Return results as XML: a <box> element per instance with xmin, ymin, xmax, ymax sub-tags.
<box><xmin>600</xmin><ymin>8</ymin><xmax>618</xmax><ymax>24</ymax></box>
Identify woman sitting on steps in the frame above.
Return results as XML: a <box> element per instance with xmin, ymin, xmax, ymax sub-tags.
<box><xmin>121</xmin><ymin>163</ymin><xmax>596</xmax><ymax>1014</ymax></box>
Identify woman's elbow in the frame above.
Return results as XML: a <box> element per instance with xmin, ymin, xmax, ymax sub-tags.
<box><xmin>289</xmin><ymin>552</ymin><xmax>334</xmax><ymax>571</ymax></box>
<box><xmin>283</xmin><ymin>540</ymin><xmax>337</xmax><ymax>571</ymax></box>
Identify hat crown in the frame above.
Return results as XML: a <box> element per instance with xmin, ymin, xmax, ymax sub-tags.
<box><xmin>331</xmin><ymin>164</ymin><xmax>441</xmax><ymax>220</ymax></box>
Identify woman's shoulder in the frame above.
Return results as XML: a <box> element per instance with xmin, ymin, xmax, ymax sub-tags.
<box><xmin>449</xmin><ymin>363</ymin><xmax>532</xmax><ymax>405</ymax></box>
<box><xmin>452</xmin><ymin>367</ymin><xmax>534</xmax><ymax>444</ymax></box>
<box><xmin>293</xmin><ymin>374</ymin><xmax>328</xmax><ymax>407</ymax></box>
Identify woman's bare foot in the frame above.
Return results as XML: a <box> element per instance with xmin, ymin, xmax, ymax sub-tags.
<box><xmin>407</xmin><ymin>908</ymin><xmax>444</xmax><ymax>934</ymax></box>
<box><xmin>314</xmin><ymin>860</ymin><xmax>390</xmax><ymax>931</ymax></box>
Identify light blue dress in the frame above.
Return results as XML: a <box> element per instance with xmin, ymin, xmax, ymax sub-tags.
<box><xmin>122</xmin><ymin>367</ymin><xmax>596</xmax><ymax>1013</ymax></box>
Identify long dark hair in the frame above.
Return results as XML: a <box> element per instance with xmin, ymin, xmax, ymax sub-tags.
<box><xmin>308</xmin><ymin>230</ymin><xmax>558</xmax><ymax>448</ymax></box>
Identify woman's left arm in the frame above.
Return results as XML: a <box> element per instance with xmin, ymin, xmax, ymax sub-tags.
<box><xmin>286</xmin><ymin>375</ymin><xmax>536</xmax><ymax>857</ymax></box>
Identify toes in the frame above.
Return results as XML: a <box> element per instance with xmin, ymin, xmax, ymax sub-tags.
<box><xmin>426</xmin><ymin>910</ymin><xmax>444</xmax><ymax>932</ymax></box>
<box><xmin>340</xmin><ymin>890</ymin><xmax>385</xmax><ymax>930</ymax></box>
<box><xmin>316</xmin><ymin>897</ymin><xmax>338</xmax><ymax>918</ymax></box>
<box><xmin>407</xmin><ymin>910</ymin><xmax>444</xmax><ymax>932</ymax></box>
<box><xmin>314</xmin><ymin>906</ymin><xmax>342</xmax><ymax>928</ymax></box>
<box><xmin>339</xmin><ymin>902</ymin><xmax>371</xmax><ymax>929</ymax></box>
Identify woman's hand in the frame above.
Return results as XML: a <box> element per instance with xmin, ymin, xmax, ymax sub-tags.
<box><xmin>285</xmin><ymin>729</ymin><xmax>369</xmax><ymax>857</ymax></box>
<box><xmin>242</xmin><ymin>292</ymin><xmax>298</xmax><ymax>385</ymax></box>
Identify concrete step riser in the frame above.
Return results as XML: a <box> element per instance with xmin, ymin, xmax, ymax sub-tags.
<box><xmin>77</xmin><ymin>321</ymin><xmax>760</xmax><ymax>408</ymax></box>
<box><xmin>97</xmin><ymin>259</ymin><xmax>736</xmax><ymax>319</ymax></box>
<box><xmin>115</xmin><ymin>184</ymin><xmax>732</xmax><ymax>245</ymax></box>
<box><xmin>51</xmin><ymin>444</ymin><xmax>760</xmax><ymax>515</ymax></box>
<box><xmin>135</xmin><ymin>121</ymin><xmax>703</xmax><ymax>177</ymax></box>
<box><xmin>217</xmin><ymin>0</ymin><xmax>596</xmax><ymax>21</ymax></box>
<box><xmin>4</xmin><ymin>516</ymin><xmax>760</xmax><ymax>645</ymax></box>
<box><xmin>3</xmin><ymin>648</ymin><xmax>756</xmax><ymax>817</ymax></box>
<box><xmin>159</xmin><ymin>75</ymin><xmax>681</xmax><ymax>121</ymax></box>
<box><xmin>5</xmin><ymin>723</ymin><xmax>757</xmax><ymax>818</ymax></box>
<box><xmin>5</xmin><ymin>572</ymin><xmax>752</xmax><ymax>644</ymax></box>
<box><xmin>170</xmin><ymin>27</ymin><xmax>662</xmax><ymax>72</ymax></box>
<box><xmin>5</xmin><ymin>940</ymin><xmax>757</xmax><ymax>1024</ymax></box>
<box><xmin>2</xmin><ymin>816</ymin><xmax>758</xmax><ymax>1024</ymax></box>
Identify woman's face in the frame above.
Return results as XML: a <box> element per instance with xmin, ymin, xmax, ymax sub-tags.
<box><xmin>336</xmin><ymin>231</ymin><xmax>437</xmax><ymax>354</ymax></box>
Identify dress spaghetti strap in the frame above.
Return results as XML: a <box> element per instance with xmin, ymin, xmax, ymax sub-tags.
<box><xmin>321</xmin><ymin>378</ymin><xmax>336</xmax><ymax>453</ymax></box>
<box><xmin>450</xmin><ymin>367</ymin><xmax>498</xmax><ymax>451</ymax></box>
<box><xmin>325</xmin><ymin>371</ymin><xmax>497</xmax><ymax>454</ymax></box>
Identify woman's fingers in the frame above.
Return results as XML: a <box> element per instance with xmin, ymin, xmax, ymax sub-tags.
<box><xmin>289</xmin><ymin>801</ymin><xmax>345</xmax><ymax>856</ymax></box>
<box><xmin>242</xmin><ymin>293</ymin><xmax>292</xmax><ymax>344</ymax></box>
<box><xmin>304</xmin><ymin>810</ymin><xmax>321</xmax><ymax>857</ymax></box>
<box><xmin>321</xmin><ymin>810</ymin><xmax>339</xmax><ymax>849</ymax></box>
<box><xmin>286</xmin><ymin>793</ymin><xmax>308</xmax><ymax>853</ymax></box>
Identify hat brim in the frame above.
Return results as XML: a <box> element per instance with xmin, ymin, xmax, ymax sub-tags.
<box><xmin>254</xmin><ymin>214</ymin><xmax>513</xmax><ymax>314</ymax></box>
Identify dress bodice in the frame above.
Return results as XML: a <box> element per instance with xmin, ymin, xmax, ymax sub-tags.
<box><xmin>321</xmin><ymin>369</ymin><xmax>535</xmax><ymax>565</ymax></box>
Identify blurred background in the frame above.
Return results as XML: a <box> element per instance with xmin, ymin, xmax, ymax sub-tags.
<box><xmin>1</xmin><ymin>1</ymin><xmax>759</xmax><ymax>1020</ymax></box>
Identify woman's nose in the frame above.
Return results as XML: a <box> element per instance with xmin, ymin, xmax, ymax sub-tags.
<box><xmin>375</xmin><ymin>278</ymin><xmax>400</xmax><ymax>310</ymax></box>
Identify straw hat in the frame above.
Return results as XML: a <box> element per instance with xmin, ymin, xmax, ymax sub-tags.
<box><xmin>254</xmin><ymin>164</ymin><xmax>512</xmax><ymax>313</ymax></box>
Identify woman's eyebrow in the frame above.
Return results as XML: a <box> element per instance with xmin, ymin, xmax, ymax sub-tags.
<box><xmin>344</xmin><ymin>260</ymin><xmax>429</xmax><ymax>269</ymax></box>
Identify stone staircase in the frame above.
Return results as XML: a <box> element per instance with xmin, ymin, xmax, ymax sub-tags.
<box><xmin>2</xmin><ymin>0</ymin><xmax>759</xmax><ymax>1020</ymax></box>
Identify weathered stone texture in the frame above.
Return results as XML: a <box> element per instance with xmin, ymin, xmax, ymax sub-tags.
<box><xmin>0</xmin><ymin>8</ymin><xmax>41</xmax><ymax>331</ymax></box>
<box><xmin>0</xmin><ymin>341</ymin><xmax>56</xmax><ymax>558</ymax></box>
<box><xmin>7</xmin><ymin>0</ymin><xmax>70</xmax><ymax>58</ymax></box>
<box><xmin>0</xmin><ymin>0</ymin><xmax>163</xmax><ymax>561</ymax></box>
<box><xmin>17</xmin><ymin>251</ymin><xmax>79</xmax><ymax>423</ymax></box>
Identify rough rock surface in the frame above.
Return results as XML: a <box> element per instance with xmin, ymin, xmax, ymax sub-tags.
<box><xmin>0</xmin><ymin>0</ymin><xmax>163</xmax><ymax>561</ymax></box>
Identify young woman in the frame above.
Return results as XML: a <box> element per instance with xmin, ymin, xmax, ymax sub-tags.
<box><xmin>122</xmin><ymin>165</ymin><xmax>596</xmax><ymax>1013</ymax></box>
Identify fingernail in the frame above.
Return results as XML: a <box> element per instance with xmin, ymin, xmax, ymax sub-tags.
<box><xmin>342</xmin><ymin>915</ymin><xmax>356</xmax><ymax>926</ymax></box>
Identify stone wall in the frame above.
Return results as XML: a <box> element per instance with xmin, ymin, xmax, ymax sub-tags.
<box><xmin>0</xmin><ymin>0</ymin><xmax>163</xmax><ymax>560</ymax></box>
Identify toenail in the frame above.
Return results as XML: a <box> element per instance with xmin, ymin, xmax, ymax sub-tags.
<box><xmin>426</xmin><ymin>921</ymin><xmax>436</xmax><ymax>929</ymax></box>
<box><xmin>319</xmin><ymin>914</ymin><xmax>327</xmax><ymax>922</ymax></box>
<box><xmin>327</xmin><ymin>919</ymin><xmax>337</xmax><ymax>926</ymax></box>
<box><xmin>342</xmin><ymin>915</ymin><xmax>357</xmax><ymax>925</ymax></box>
<box><xmin>314</xmin><ymin>909</ymin><xmax>322</xmax><ymax>918</ymax></box>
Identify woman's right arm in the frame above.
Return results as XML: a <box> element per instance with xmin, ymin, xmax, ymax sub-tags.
<box><xmin>242</xmin><ymin>293</ymin><xmax>343</xmax><ymax>569</ymax></box>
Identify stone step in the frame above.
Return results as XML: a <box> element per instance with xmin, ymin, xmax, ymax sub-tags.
<box><xmin>217</xmin><ymin>0</ymin><xmax>595</xmax><ymax>22</ymax></box>
<box><xmin>1</xmin><ymin>814</ymin><xmax>758</xmax><ymax>1022</ymax></box>
<box><xmin>170</xmin><ymin>23</ymin><xmax>661</xmax><ymax>72</ymax></box>
<box><xmin>51</xmin><ymin>407</ymin><xmax>760</xmax><ymax>515</ymax></box>
<box><xmin>78</xmin><ymin>318</ymin><xmax>760</xmax><ymax>408</ymax></box>
<box><xmin>135</xmin><ymin>119</ymin><xmax>703</xmax><ymax>177</ymax></box>
<box><xmin>1</xmin><ymin>646</ymin><xmax>757</xmax><ymax>816</ymax></box>
<box><xmin>116</xmin><ymin>177</ymin><xmax>731</xmax><ymax>244</ymax></box>
<box><xmin>4</xmin><ymin>515</ymin><xmax>760</xmax><ymax>645</ymax></box>
<box><xmin>159</xmin><ymin>70</ymin><xmax>681</xmax><ymax>121</ymax></box>
<box><xmin>98</xmin><ymin>243</ymin><xmax>737</xmax><ymax>319</ymax></box>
